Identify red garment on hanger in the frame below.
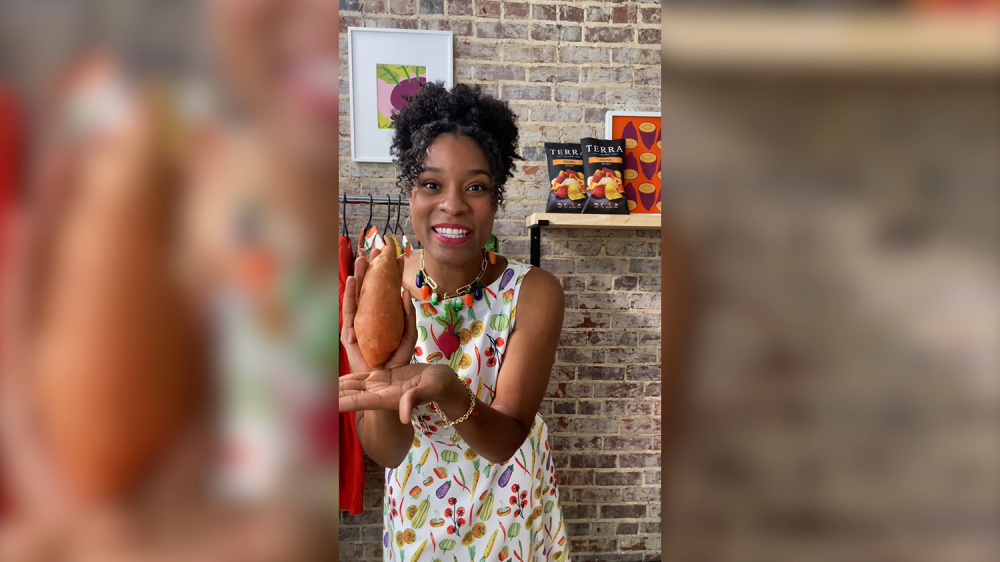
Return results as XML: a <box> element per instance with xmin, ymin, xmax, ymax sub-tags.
<box><xmin>0</xmin><ymin>84</ymin><xmax>21</xmax><ymax>518</ymax></box>
<box><xmin>339</xmin><ymin>235</ymin><xmax>365</xmax><ymax>515</ymax></box>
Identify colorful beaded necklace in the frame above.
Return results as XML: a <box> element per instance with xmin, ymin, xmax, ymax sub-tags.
<box><xmin>415</xmin><ymin>248</ymin><xmax>496</xmax><ymax>311</ymax></box>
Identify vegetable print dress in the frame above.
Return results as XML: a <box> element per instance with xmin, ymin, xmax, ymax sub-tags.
<box><xmin>383</xmin><ymin>258</ymin><xmax>570</xmax><ymax>562</ymax></box>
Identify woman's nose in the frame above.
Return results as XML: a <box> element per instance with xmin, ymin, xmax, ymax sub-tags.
<box><xmin>438</xmin><ymin>185</ymin><xmax>468</xmax><ymax>215</ymax></box>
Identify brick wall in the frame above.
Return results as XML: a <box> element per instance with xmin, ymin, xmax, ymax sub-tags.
<box><xmin>337</xmin><ymin>1</ymin><xmax>663</xmax><ymax>560</ymax></box>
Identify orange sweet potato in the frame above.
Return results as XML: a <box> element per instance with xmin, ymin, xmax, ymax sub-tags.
<box><xmin>32</xmin><ymin>73</ymin><xmax>203</xmax><ymax>504</ymax></box>
<box><xmin>354</xmin><ymin>237</ymin><xmax>404</xmax><ymax>367</ymax></box>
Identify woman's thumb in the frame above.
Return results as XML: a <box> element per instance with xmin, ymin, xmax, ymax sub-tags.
<box><xmin>399</xmin><ymin>385</ymin><xmax>426</xmax><ymax>425</ymax></box>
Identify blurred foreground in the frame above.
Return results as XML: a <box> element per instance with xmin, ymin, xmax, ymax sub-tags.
<box><xmin>0</xmin><ymin>1</ymin><xmax>341</xmax><ymax>558</ymax></box>
<box><xmin>660</xmin><ymin>12</ymin><xmax>1000</xmax><ymax>560</ymax></box>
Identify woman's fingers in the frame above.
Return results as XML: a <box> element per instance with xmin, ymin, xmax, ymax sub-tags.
<box><xmin>353</xmin><ymin>255</ymin><xmax>368</xmax><ymax>288</ymax></box>
<box><xmin>0</xmin><ymin>214</ymin><xmax>75</xmax><ymax>522</ymax></box>
<box><xmin>340</xmin><ymin>276</ymin><xmax>374</xmax><ymax>374</ymax></box>
<box><xmin>340</xmin><ymin>276</ymin><xmax>358</xmax><ymax>341</ymax></box>
<box><xmin>338</xmin><ymin>379</ymin><xmax>367</xmax><ymax>393</ymax></box>
<box><xmin>18</xmin><ymin>135</ymin><xmax>82</xmax><ymax>329</ymax></box>
<box><xmin>398</xmin><ymin>379</ymin><xmax>431</xmax><ymax>425</ymax></box>
<box><xmin>385</xmin><ymin>363</ymin><xmax>432</xmax><ymax>384</ymax></box>
<box><xmin>393</xmin><ymin>366</ymin><xmax>443</xmax><ymax>423</ymax></box>
<box><xmin>0</xmin><ymin>216</ymin><xmax>38</xmax><ymax>494</ymax></box>
<box><xmin>338</xmin><ymin>372</ymin><xmax>372</xmax><ymax>382</ymax></box>
<box><xmin>1</xmin><ymin>213</ymin><xmax>29</xmax><ymax>380</ymax></box>
<box><xmin>339</xmin><ymin>390</ymin><xmax>393</xmax><ymax>413</ymax></box>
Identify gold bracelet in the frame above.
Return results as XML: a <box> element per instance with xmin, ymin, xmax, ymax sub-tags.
<box><xmin>432</xmin><ymin>382</ymin><xmax>476</xmax><ymax>428</ymax></box>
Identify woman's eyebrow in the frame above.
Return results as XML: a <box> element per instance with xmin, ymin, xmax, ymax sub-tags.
<box><xmin>421</xmin><ymin>167</ymin><xmax>492</xmax><ymax>178</ymax></box>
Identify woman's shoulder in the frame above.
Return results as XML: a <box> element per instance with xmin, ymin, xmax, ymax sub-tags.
<box><xmin>508</xmin><ymin>258</ymin><xmax>563</xmax><ymax>311</ymax></box>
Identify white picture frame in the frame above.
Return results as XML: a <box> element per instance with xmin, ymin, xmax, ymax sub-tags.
<box><xmin>348</xmin><ymin>28</ymin><xmax>454</xmax><ymax>163</ymax></box>
<box><xmin>605</xmin><ymin>110</ymin><xmax>662</xmax><ymax>140</ymax></box>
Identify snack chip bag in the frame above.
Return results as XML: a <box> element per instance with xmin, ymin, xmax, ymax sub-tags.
<box><xmin>544</xmin><ymin>143</ymin><xmax>586</xmax><ymax>213</ymax></box>
<box><xmin>580</xmin><ymin>138</ymin><xmax>629</xmax><ymax>215</ymax></box>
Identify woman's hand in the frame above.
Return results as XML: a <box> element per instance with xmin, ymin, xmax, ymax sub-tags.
<box><xmin>0</xmin><ymin>131</ymin><xmax>86</xmax><ymax>531</ymax></box>
<box><xmin>340</xmin><ymin>245</ymin><xmax>417</xmax><ymax>374</ymax></box>
<box><xmin>339</xmin><ymin>364</ymin><xmax>467</xmax><ymax>425</ymax></box>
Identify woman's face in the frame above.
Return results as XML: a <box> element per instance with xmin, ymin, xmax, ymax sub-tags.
<box><xmin>410</xmin><ymin>134</ymin><xmax>497</xmax><ymax>267</ymax></box>
<box><xmin>208</xmin><ymin>0</ymin><xmax>338</xmax><ymax>172</ymax></box>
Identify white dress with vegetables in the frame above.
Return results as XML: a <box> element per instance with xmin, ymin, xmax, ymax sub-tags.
<box><xmin>383</xmin><ymin>259</ymin><xmax>569</xmax><ymax>562</ymax></box>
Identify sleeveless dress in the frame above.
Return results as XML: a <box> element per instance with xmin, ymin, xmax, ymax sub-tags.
<box><xmin>383</xmin><ymin>258</ymin><xmax>570</xmax><ymax>562</ymax></box>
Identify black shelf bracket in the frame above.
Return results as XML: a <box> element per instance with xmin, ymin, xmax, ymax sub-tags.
<box><xmin>529</xmin><ymin>219</ymin><xmax>549</xmax><ymax>267</ymax></box>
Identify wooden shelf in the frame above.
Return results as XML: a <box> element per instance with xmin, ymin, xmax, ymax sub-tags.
<box><xmin>661</xmin><ymin>9</ymin><xmax>1000</xmax><ymax>73</ymax></box>
<box><xmin>526</xmin><ymin>213</ymin><xmax>662</xmax><ymax>230</ymax></box>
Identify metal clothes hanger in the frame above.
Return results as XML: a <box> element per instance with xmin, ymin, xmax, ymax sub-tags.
<box><xmin>395</xmin><ymin>196</ymin><xmax>403</xmax><ymax>236</ymax></box>
<box><xmin>363</xmin><ymin>194</ymin><xmax>373</xmax><ymax>239</ymax></box>
<box><xmin>341</xmin><ymin>193</ymin><xmax>349</xmax><ymax>238</ymax></box>
<box><xmin>383</xmin><ymin>195</ymin><xmax>392</xmax><ymax>238</ymax></box>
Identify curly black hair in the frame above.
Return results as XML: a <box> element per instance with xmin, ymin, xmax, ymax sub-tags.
<box><xmin>390</xmin><ymin>82</ymin><xmax>521</xmax><ymax>208</ymax></box>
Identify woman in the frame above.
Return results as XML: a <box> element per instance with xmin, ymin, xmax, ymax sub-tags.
<box><xmin>340</xmin><ymin>83</ymin><xmax>570</xmax><ymax>562</ymax></box>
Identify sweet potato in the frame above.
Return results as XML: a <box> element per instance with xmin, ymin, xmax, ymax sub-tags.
<box><xmin>34</xmin><ymin>73</ymin><xmax>203</xmax><ymax>503</ymax></box>
<box><xmin>355</xmin><ymin>237</ymin><xmax>404</xmax><ymax>366</ymax></box>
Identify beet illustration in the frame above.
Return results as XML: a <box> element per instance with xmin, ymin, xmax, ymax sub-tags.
<box><xmin>390</xmin><ymin>76</ymin><xmax>427</xmax><ymax>111</ymax></box>
<box><xmin>434</xmin><ymin>307</ymin><xmax>462</xmax><ymax>360</ymax></box>
<box><xmin>437</xmin><ymin>331</ymin><xmax>460</xmax><ymax>361</ymax></box>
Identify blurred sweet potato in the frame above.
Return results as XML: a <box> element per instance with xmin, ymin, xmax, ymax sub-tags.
<box><xmin>32</xmin><ymin>65</ymin><xmax>204</xmax><ymax>504</ymax></box>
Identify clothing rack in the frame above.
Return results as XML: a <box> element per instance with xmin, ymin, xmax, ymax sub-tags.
<box><xmin>341</xmin><ymin>193</ymin><xmax>411</xmax><ymax>242</ymax></box>
<box><xmin>340</xmin><ymin>194</ymin><xmax>409</xmax><ymax>206</ymax></box>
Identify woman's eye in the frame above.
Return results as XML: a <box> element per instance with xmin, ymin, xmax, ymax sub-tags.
<box><xmin>422</xmin><ymin>182</ymin><xmax>440</xmax><ymax>190</ymax></box>
<box><xmin>468</xmin><ymin>184</ymin><xmax>488</xmax><ymax>192</ymax></box>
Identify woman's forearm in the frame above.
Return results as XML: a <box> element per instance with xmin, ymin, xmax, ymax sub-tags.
<box><xmin>356</xmin><ymin>409</ymin><xmax>414</xmax><ymax>469</ymax></box>
<box><xmin>435</xmin><ymin>381</ymin><xmax>531</xmax><ymax>465</ymax></box>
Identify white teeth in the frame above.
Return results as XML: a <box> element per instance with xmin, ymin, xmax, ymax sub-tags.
<box><xmin>434</xmin><ymin>227</ymin><xmax>470</xmax><ymax>238</ymax></box>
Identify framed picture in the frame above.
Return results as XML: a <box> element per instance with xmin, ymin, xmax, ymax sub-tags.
<box><xmin>605</xmin><ymin>111</ymin><xmax>661</xmax><ymax>214</ymax></box>
<box><xmin>348</xmin><ymin>28</ymin><xmax>454</xmax><ymax>163</ymax></box>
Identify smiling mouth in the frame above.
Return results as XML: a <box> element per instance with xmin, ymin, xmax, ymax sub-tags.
<box><xmin>432</xmin><ymin>226</ymin><xmax>472</xmax><ymax>239</ymax></box>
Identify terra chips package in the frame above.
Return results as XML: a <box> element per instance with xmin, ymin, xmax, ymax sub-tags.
<box><xmin>544</xmin><ymin>143</ymin><xmax>587</xmax><ymax>213</ymax></box>
<box><xmin>581</xmin><ymin>138</ymin><xmax>629</xmax><ymax>214</ymax></box>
